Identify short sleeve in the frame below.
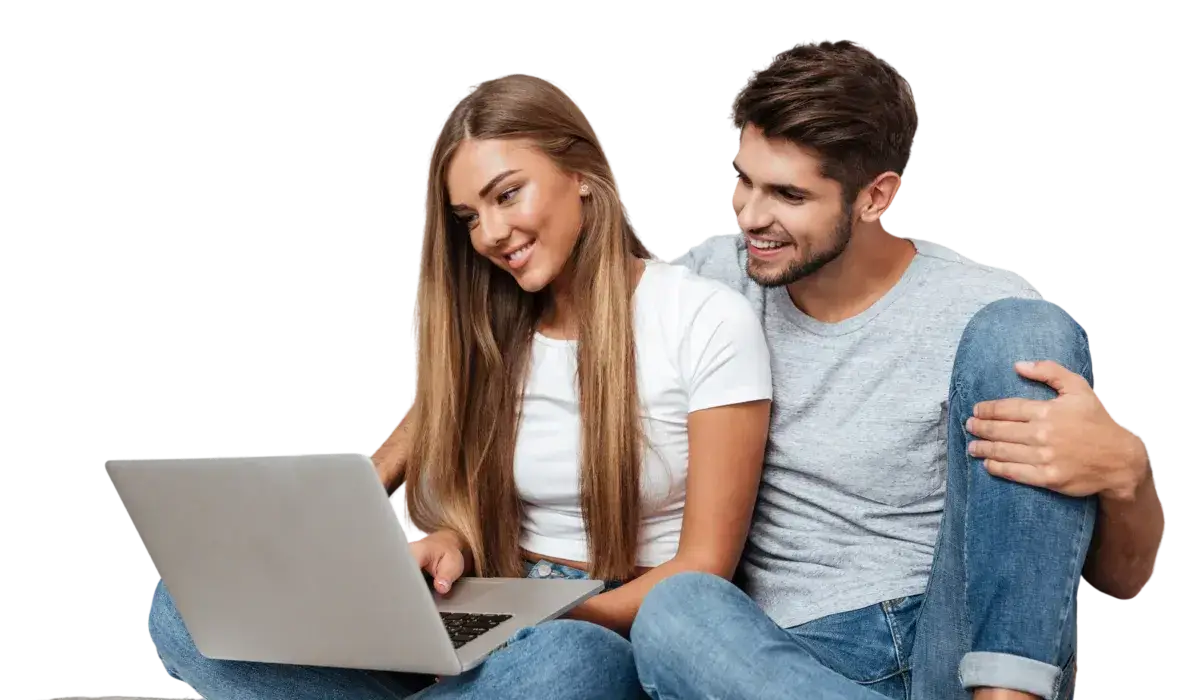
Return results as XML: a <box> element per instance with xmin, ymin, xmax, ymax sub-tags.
<box><xmin>682</xmin><ymin>285</ymin><xmax>773</xmax><ymax>413</ymax></box>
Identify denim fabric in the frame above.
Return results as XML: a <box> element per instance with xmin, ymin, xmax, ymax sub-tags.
<box><xmin>522</xmin><ymin>558</ymin><xmax>623</xmax><ymax>591</ymax></box>
<box><xmin>149</xmin><ymin>559</ymin><xmax>638</xmax><ymax>699</ymax></box>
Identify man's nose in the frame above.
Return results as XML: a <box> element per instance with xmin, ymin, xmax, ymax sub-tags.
<box><xmin>736</xmin><ymin>192</ymin><xmax>773</xmax><ymax>233</ymax></box>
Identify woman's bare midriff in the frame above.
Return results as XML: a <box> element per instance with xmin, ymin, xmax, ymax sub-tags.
<box><xmin>521</xmin><ymin>549</ymin><xmax>651</xmax><ymax>578</ymax></box>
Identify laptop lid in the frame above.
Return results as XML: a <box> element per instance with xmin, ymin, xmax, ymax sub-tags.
<box><xmin>107</xmin><ymin>453</ymin><xmax>462</xmax><ymax>674</ymax></box>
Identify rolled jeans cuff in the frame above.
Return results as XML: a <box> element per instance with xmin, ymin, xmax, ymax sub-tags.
<box><xmin>959</xmin><ymin>651</ymin><xmax>1061</xmax><ymax>697</ymax></box>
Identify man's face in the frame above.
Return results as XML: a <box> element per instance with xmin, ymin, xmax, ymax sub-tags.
<box><xmin>732</xmin><ymin>124</ymin><xmax>853</xmax><ymax>287</ymax></box>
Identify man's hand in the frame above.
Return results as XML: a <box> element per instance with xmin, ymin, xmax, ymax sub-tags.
<box><xmin>410</xmin><ymin>530</ymin><xmax>467</xmax><ymax>594</ymax></box>
<box><xmin>966</xmin><ymin>360</ymin><xmax>1149</xmax><ymax>501</ymax></box>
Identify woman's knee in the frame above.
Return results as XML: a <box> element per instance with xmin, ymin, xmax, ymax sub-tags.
<box><xmin>148</xmin><ymin>579</ymin><xmax>207</xmax><ymax>680</ymax></box>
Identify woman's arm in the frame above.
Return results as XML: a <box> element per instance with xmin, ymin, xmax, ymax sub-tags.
<box><xmin>372</xmin><ymin>405</ymin><xmax>415</xmax><ymax>495</ymax></box>
<box><xmin>566</xmin><ymin>398</ymin><xmax>770</xmax><ymax>636</ymax></box>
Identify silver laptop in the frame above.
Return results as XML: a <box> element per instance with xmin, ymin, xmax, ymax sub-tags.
<box><xmin>106</xmin><ymin>453</ymin><xmax>603</xmax><ymax>675</ymax></box>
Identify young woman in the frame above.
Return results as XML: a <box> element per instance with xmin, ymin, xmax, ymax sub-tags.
<box><xmin>148</xmin><ymin>74</ymin><xmax>773</xmax><ymax>700</ymax></box>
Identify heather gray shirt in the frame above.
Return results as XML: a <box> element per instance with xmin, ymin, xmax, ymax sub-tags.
<box><xmin>675</xmin><ymin>235</ymin><xmax>1039</xmax><ymax>628</ymax></box>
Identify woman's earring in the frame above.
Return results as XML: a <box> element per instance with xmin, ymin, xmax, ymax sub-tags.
<box><xmin>579</xmin><ymin>184</ymin><xmax>590</xmax><ymax>196</ymax></box>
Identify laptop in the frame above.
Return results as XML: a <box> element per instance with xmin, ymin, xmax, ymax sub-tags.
<box><xmin>106</xmin><ymin>453</ymin><xmax>603</xmax><ymax>675</ymax></box>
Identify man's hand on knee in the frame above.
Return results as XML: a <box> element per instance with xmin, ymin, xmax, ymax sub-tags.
<box><xmin>965</xmin><ymin>359</ymin><xmax>1149</xmax><ymax>501</ymax></box>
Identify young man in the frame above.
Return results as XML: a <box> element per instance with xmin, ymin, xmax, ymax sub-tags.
<box><xmin>628</xmin><ymin>41</ymin><xmax>1164</xmax><ymax>700</ymax></box>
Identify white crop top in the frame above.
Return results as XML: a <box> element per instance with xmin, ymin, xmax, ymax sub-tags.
<box><xmin>514</xmin><ymin>260</ymin><xmax>773</xmax><ymax>567</ymax></box>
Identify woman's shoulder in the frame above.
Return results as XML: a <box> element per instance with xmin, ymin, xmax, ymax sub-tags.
<box><xmin>637</xmin><ymin>259</ymin><xmax>760</xmax><ymax>328</ymax></box>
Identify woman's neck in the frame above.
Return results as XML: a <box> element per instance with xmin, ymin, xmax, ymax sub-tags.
<box><xmin>536</xmin><ymin>255</ymin><xmax>579</xmax><ymax>339</ymax></box>
<box><xmin>538</xmin><ymin>256</ymin><xmax>646</xmax><ymax>340</ymax></box>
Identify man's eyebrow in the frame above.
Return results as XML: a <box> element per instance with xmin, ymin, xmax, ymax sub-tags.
<box><xmin>733</xmin><ymin>161</ymin><xmax>813</xmax><ymax>198</ymax></box>
<box><xmin>449</xmin><ymin>169</ymin><xmax>520</xmax><ymax>212</ymax></box>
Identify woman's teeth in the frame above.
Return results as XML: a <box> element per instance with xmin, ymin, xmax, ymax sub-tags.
<box><xmin>506</xmin><ymin>242</ymin><xmax>534</xmax><ymax>262</ymax></box>
<box><xmin>749</xmin><ymin>239</ymin><xmax>787</xmax><ymax>250</ymax></box>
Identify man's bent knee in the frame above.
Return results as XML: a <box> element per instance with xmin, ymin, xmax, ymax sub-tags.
<box><xmin>502</xmin><ymin>620</ymin><xmax>639</xmax><ymax>699</ymax></box>
<box><xmin>635</xmin><ymin>572</ymin><xmax>732</xmax><ymax>626</ymax></box>
<box><xmin>955</xmin><ymin>297</ymin><xmax>1092</xmax><ymax>398</ymax></box>
<box><xmin>517</xmin><ymin>619</ymin><xmax>632</xmax><ymax>666</ymax></box>
<box><xmin>631</xmin><ymin>572</ymin><xmax>739</xmax><ymax>658</ymax></box>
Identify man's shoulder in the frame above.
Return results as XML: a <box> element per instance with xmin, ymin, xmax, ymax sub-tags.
<box><xmin>670</xmin><ymin>234</ymin><xmax>750</xmax><ymax>286</ymax></box>
<box><xmin>911</xmin><ymin>239</ymin><xmax>1041</xmax><ymax>303</ymax></box>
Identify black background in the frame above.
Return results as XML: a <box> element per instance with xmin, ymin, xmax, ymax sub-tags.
<box><xmin>65</xmin><ymin>31</ymin><xmax>1200</xmax><ymax>696</ymax></box>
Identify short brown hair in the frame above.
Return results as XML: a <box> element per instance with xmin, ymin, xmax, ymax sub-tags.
<box><xmin>733</xmin><ymin>41</ymin><xmax>918</xmax><ymax>205</ymax></box>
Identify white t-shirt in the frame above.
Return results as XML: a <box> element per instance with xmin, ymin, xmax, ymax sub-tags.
<box><xmin>514</xmin><ymin>259</ymin><xmax>773</xmax><ymax>567</ymax></box>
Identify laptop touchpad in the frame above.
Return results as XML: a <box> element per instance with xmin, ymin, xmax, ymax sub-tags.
<box><xmin>433</xmin><ymin>579</ymin><xmax>512</xmax><ymax>613</ymax></box>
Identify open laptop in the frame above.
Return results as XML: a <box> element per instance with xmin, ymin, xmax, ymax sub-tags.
<box><xmin>106</xmin><ymin>453</ymin><xmax>603</xmax><ymax>675</ymax></box>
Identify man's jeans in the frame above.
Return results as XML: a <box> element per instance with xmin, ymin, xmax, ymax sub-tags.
<box><xmin>149</xmin><ymin>560</ymin><xmax>642</xmax><ymax>699</ymax></box>
<box><xmin>632</xmin><ymin>298</ymin><xmax>1096</xmax><ymax>700</ymax></box>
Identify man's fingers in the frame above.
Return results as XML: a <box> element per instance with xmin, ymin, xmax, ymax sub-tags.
<box><xmin>1014</xmin><ymin>360</ymin><xmax>1090</xmax><ymax>395</ymax></box>
<box><xmin>965</xmin><ymin>418</ymin><xmax>1040</xmax><ymax>445</ymax></box>
<box><xmin>967</xmin><ymin>439</ymin><xmax>1046</xmax><ymax>466</ymax></box>
<box><xmin>982</xmin><ymin>459</ymin><xmax>1054</xmax><ymax>489</ymax></box>
<box><xmin>973</xmin><ymin>398</ymin><xmax>1047</xmax><ymax>422</ymax></box>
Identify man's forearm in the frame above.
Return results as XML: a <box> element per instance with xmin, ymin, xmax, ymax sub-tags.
<box><xmin>1083</xmin><ymin>441</ymin><xmax>1164</xmax><ymax>599</ymax></box>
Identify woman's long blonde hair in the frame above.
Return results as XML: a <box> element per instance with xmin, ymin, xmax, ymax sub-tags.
<box><xmin>406</xmin><ymin>75</ymin><xmax>651</xmax><ymax>581</ymax></box>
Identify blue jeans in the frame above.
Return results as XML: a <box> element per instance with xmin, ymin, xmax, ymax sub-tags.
<box><xmin>632</xmin><ymin>298</ymin><xmax>1096</xmax><ymax>699</ymax></box>
<box><xmin>149</xmin><ymin>560</ymin><xmax>640</xmax><ymax>699</ymax></box>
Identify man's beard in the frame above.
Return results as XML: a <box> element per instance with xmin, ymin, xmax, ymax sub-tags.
<box><xmin>746</xmin><ymin>207</ymin><xmax>854</xmax><ymax>288</ymax></box>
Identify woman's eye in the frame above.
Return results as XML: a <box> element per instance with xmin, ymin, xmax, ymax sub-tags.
<box><xmin>460</xmin><ymin>213</ymin><xmax>478</xmax><ymax>229</ymax></box>
<box><xmin>497</xmin><ymin>186</ymin><xmax>520</xmax><ymax>204</ymax></box>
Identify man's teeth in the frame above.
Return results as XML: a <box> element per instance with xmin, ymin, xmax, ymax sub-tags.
<box><xmin>506</xmin><ymin>242</ymin><xmax>534</xmax><ymax>261</ymax></box>
<box><xmin>749</xmin><ymin>239</ymin><xmax>787</xmax><ymax>250</ymax></box>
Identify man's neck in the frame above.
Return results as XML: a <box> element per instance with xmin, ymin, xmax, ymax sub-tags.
<box><xmin>785</xmin><ymin>224</ymin><xmax>916</xmax><ymax>323</ymax></box>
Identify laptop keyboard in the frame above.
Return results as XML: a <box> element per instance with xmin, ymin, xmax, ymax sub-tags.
<box><xmin>440</xmin><ymin>612</ymin><xmax>513</xmax><ymax>648</ymax></box>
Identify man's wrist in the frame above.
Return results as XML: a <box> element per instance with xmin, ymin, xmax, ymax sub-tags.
<box><xmin>1101</xmin><ymin>430</ymin><xmax>1149</xmax><ymax>503</ymax></box>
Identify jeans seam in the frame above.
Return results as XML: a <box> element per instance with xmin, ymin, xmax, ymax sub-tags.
<box><xmin>880</xmin><ymin>599</ymin><xmax>912</xmax><ymax>699</ymax></box>
<box><xmin>950</xmin><ymin>382</ymin><xmax>972</xmax><ymax>689</ymax></box>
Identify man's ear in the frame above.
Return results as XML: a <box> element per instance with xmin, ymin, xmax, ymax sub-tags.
<box><xmin>859</xmin><ymin>171</ymin><xmax>902</xmax><ymax>223</ymax></box>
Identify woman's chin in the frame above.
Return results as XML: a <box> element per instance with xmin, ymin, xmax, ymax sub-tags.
<box><xmin>511</xmin><ymin>266</ymin><xmax>557</xmax><ymax>293</ymax></box>
<box><xmin>512</xmin><ymin>271</ymin><xmax>546</xmax><ymax>293</ymax></box>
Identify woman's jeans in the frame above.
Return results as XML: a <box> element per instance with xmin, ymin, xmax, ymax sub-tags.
<box><xmin>149</xmin><ymin>559</ymin><xmax>640</xmax><ymax>699</ymax></box>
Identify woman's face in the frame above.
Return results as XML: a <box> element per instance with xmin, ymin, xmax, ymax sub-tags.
<box><xmin>446</xmin><ymin>138</ymin><xmax>585</xmax><ymax>293</ymax></box>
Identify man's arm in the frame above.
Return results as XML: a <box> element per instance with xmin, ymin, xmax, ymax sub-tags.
<box><xmin>1083</xmin><ymin>450</ymin><xmax>1164</xmax><ymax>599</ymax></box>
<box><xmin>968</xmin><ymin>360</ymin><xmax>1164</xmax><ymax>598</ymax></box>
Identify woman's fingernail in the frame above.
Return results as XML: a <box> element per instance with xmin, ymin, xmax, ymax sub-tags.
<box><xmin>436</xmin><ymin>579</ymin><xmax>449</xmax><ymax>592</ymax></box>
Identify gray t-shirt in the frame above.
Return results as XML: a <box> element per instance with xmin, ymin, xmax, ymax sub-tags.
<box><xmin>674</xmin><ymin>235</ymin><xmax>1040</xmax><ymax>628</ymax></box>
